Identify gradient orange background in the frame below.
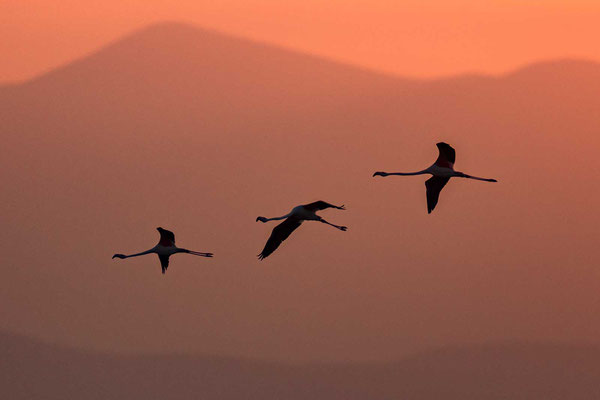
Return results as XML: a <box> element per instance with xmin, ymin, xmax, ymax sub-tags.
<box><xmin>2</xmin><ymin>0</ymin><xmax>600</xmax><ymax>82</ymax></box>
<box><xmin>2</xmin><ymin>0</ymin><xmax>600</xmax><ymax>378</ymax></box>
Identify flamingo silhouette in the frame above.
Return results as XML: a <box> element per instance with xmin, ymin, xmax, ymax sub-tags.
<box><xmin>112</xmin><ymin>227</ymin><xmax>213</xmax><ymax>274</ymax></box>
<box><xmin>374</xmin><ymin>142</ymin><xmax>497</xmax><ymax>213</ymax></box>
<box><xmin>256</xmin><ymin>201</ymin><xmax>347</xmax><ymax>260</ymax></box>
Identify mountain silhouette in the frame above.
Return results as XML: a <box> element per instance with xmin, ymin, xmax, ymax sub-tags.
<box><xmin>0</xmin><ymin>22</ymin><xmax>599</xmax><ymax>362</ymax></box>
<box><xmin>2</xmin><ymin>332</ymin><xmax>599</xmax><ymax>400</ymax></box>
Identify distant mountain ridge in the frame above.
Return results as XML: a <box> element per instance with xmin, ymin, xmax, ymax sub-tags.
<box><xmin>2</xmin><ymin>22</ymin><xmax>600</xmax><ymax>90</ymax></box>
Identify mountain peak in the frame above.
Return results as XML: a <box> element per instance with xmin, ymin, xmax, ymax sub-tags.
<box><xmin>11</xmin><ymin>21</ymin><xmax>600</xmax><ymax>90</ymax></box>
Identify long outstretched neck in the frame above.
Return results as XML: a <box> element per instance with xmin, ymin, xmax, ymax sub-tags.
<box><xmin>389</xmin><ymin>171</ymin><xmax>428</xmax><ymax>176</ymax></box>
<box><xmin>374</xmin><ymin>169</ymin><xmax>429</xmax><ymax>177</ymax></box>
<box><xmin>257</xmin><ymin>213</ymin><xmax>292</xmax><ymax>223</ymax></box>
<box><xmin>112</xmin><ymin>249</ymin><xmax>154</xmax><ymax>259</ymax></box>
<box><xmin>268</xmin><ymin>216</ymin><xmax>288</xmax><ymax>221</ymax></box>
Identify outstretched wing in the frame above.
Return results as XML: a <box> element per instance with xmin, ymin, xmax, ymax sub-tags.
<box><xmin>434</xmin><ymin>142</ymin><xmax>456</xmax><ymax>168</ymax></box>
<box><xmin>157</xmin><ymin>228</ymin><xmax>175</xmax><ymax>246</ymax></box>
<box><xmin>258</xmin><ymin>217</ymin><xmax>303</xmax><ymax>260</ymax></box>
<box><xmin>303</xmin><ymin>201</ymin><xmax>340</xmax><ymax>212</ymax></box>
<box><xmin>158</xmin><ymin>254</ymin><xmax>170</xmax><ymax>274</ymax></box>
<box><xmin>425</xmin><ymin>176</ymin><xmax>450</xmax><ymax>214</ymax></box>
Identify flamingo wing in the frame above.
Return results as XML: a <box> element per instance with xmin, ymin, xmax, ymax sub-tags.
<box><xmin>425</xmin><ymin>176</ymin><xmax>450</xmax><ymax>214</ymax></box>
<box><xmin>158</xmin><ymin>254</ymin><xmax>170</xmax><ymax>274</ymax></box>
<box><xmin>435</xmin><ymin>142</ymin><xmax>456</xmax><ymax>168</ymax></box>
<box><xmin>303</xmin><ymin>201</ymin><xmax>341</xmax><ymax>211</ymax></box>
<box><xmin>157</xmin><ymin>227</ymin><xmax>176</xmax><ymax>246</ymax></box>
<box><xmin>258</xmin><ymin>217</ymin><xmax>303</xmax><ymax>260</ymax></box>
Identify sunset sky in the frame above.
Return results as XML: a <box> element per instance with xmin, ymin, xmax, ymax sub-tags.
<box><xmin>2</xmin><ymin>0</ymin><xmax>600</xmax><ymax>82</ymax></box>
<box><xmin>2</xmin><ymin>0</ymin><xmax>600</xmax><ymax>375</ymax></box>
<box><xmin>4</xmin><ymin>0</ymin><xmax>600</xmax><ymax>396</ymax></box>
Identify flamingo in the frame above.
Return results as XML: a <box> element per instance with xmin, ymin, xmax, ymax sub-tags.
<box><xmin>373</xmin><ymin>142</ymin><xmax>497</xmax><ymax>213</ymax></box>
<box><xmin>256</xmin><ymin>201</ymin><xmax>347</xmax><ymax>260</ymax></box>
<box><xmin>112</xmin><ymin>227</ymin><xmax>213</xmax><ymax>274</ymax></box>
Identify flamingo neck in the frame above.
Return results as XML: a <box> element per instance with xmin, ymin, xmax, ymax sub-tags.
<box><xmin>388</xmin><ymin>169</ymin><xmax>429</xmax><ymax>176</ymax></box>
<box><xmin>124</xmin><ymin>249</ymin><xmax>155</xmax><ymax>258</ymax></box>
<box><xmin>266</xmin><ymin>213</ymin><xmax>291</xmax><ymax>221</ymax></box>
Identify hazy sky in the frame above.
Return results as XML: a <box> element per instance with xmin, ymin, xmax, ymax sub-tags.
<box><xmin>1</xmin><ymin>22</ymin><xmax>599</xmax><ymax>361</ymax></box>
<box><xmin>2</xmin><ymin>0</ymin><xmax>600</xmax><ymax>82</ymax></box>
<box><xmin>1</xmin><ymin>2</ymin><xmax>600</xmax><ymax>364</ymax></box>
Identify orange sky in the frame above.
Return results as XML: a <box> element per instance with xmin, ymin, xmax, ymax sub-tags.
<box><xmin>1</xmin><ymin>20</ymin><xmax>600</xmax><ymax>361</ymax></box>
<box><xmin>2</xmin><ymin>0</ymin><xmax>600</xmax><ymax>83</ymax></box>
<box><xmin>2</xmin><ymin>1</ymin><xmax>600</xmax><ymax>365</ymax></box>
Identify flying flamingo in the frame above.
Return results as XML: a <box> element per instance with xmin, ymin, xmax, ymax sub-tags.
<box><xmin>373</xmin><ymin>142</ymin><xmax>497</xmax><ymax>213</ymax></box>
<box><xmin>112</xmin><ymin>227</ymin><xmax>213</xmax><ymax>274</ymax></box>
<box><xmin>256</xmin><ymin>201</ymin><xmax>347</xmax><ymax>260</ymax></box>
